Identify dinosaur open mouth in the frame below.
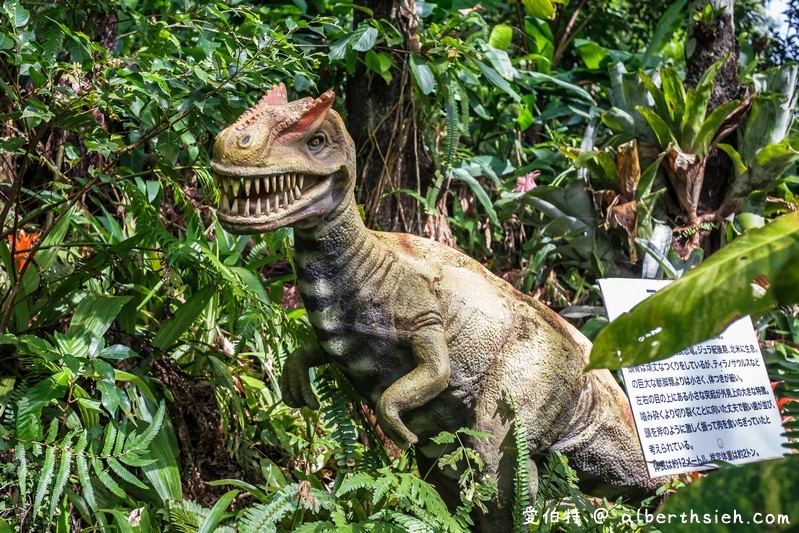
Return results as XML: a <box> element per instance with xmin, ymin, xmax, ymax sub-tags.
<box><xmin>214</xmin><ymin>171</ymin><xmax>320</xmax><ymax>217</ymax></box>
<box><xmin>210</xmin><ymin>162</ymin><xmax>338</xmax><ymax>233</ymax></box>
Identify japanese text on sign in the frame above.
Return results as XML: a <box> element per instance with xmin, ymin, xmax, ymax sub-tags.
<box><xmin>599</xmin><ymin>278</ymin><xmax>787</xmax><ymax>477</ymax></box>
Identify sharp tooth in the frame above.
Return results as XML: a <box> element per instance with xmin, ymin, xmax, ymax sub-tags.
<box><xmin>255</xmin><ymin>177</ymin><xmax>261</xmax><ymax>195</ymax></box>
<box><xmin>290</xmin><ymin>174</ymin><xmax>296</xmax><ymax>188</ymax></box>
<box><xmin>244</xmin><ymin>178</ymin><xmax>252</xmax><ymax>196</ymax></box>
<box><xmin>271</xmin><ymin>175</ymin><xmax>276</xmax><ymax>192</ymax></box>
<box><xmin>298</xmin><ymin>175</ymin><xmax>304</xmax><ymax>189</ymax></box>
<box><xmin>288</xmin><ymin>188</ymin><xmax>295</xmax><ymax>202</ymax></box>
<box><xmin>273</xmin><ymin>195</ymin><xmax>279</xmax><ymax>212</ymax></box>
<box><xmin>282</xmin><ymin>190</ymin><xmax>289</xmax><ymax>208</ymax></box>
<box><xmin>220</xmin><ymin>192</ymin><xmax>227</xmax><ymax>212</ymax></box>
<box><xmin>231</xmin><ymin>198</ymin><xmax>238</xmax><ymax>214</ymax></box>
<box><xmin>279</xmin><ymin>174</ymin><xmax>285</xmax><ymax>191</ymax></box>
<box><xmin>294</xmin><ymin>185</ymin><xmax>302</xmax><ymax>199</ymax></box>
<box><xmin>264</xmin><ymin>195</ymin><xmax>271</xmax><ymax>214</ymax></box>
<box><xmin>245</xmin><ymin>198</ymin><xmax>250</xmax><ymax>215</ymax></box>
<box><xmin>232</xmin><ymin>180</ymin><xmax>241</xmax><ymax>197</ymax></box>
<box><xmin>256</xmin><ymin>197</ymin><xmax>262</xmax><ymax>215</ymax></box>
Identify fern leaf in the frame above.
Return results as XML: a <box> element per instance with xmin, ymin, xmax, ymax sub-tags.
<box><xmin>15</xmin><ymin>444</ymin><xmax>27</xmax><ymax>498</ymax></box>
<box><xmin>107</xmin><ymin>457</ymin><xmax>149</xmax><ymax>489</ymax></box>
<box><xmin>386</xmin><ymin>510</ymin><xmax>435</xmax><ymax>533</ymax></box>
<box><xmin>444</xmin><ymin>77</ymin><xmax>460</xmax><ymax>171</ymax></box>
<box><xmin>118</xmin><ymin>452</ymin><xmax>156</xmax><ymax>467</ymax></box>
<box><xmin>372</xmin><ymin>475</ymin><xmax>393</xmax><ymax>505</ymax></box>
<box><xmin>45</xmin><ymin>418</ymin><xmax>59</xmax><ymax>444</ymax></box>
<box><xmin>48</xmin><ymin>445</ymin><xmax>72</xmax><ymax>519</ymax></box>
<box><xmin>92</xmin><ymin>458</ymin><xmax>126</xmax><ymax>498</ymax></box>
<box><xmin>124</xmin><ymin>400</ymin><xmax>165</xmax><ymax>454</ymax></box>
<box><xmin>40</xmin><ymin>20</ymin><xmax>65</xmax><ymax>64</ymax></box>
<box><xmin>168</xmin><ymin>499</ymin><xmax>209</xmax><ymax>532</ymax></box>
<box><xmin>100</xmin><ymin>422</ymin><xmax>117</xmax><ymax>457</ymax></box>
<box><xmin>76</xmin><ymin>452</ymin><xmax>96</xmax><ymax>511</ymax></box>
<box><xmin>33</xmin><ymin>445</ymin><xmax>56</xmax><ymax>515</ymax></box>
<box><xmin>113</xmin><ymin>420</ymin><xmax>127</xmax><ymax>456</ymax></box>
<box><xmin>510</xmin><ymin>394</ymin><xmax>531</xmax><ymax>531</ymax></box>
<box><xmin>238</xmin><ymin>484</ymin><xmax>304</xmax><ymax>533</ymax></box>
<box><xmin>337</xmin><ymin>471</ymin><xmax>376</xmax><ymax>497</ymax></box>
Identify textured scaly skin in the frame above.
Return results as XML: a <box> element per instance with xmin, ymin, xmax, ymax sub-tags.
<box><xmin>210</xmin><ymin>86</ymin><xmax>665</xmax><ymax>531</ymax></box>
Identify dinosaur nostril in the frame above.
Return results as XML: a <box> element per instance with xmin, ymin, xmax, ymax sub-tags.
<box><xmin>241</xmin><ymin>134</ymin><xmax>252</xmax><ymax>145</ymax></box>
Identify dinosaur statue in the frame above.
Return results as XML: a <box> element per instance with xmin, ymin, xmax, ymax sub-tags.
<box><xmin>210</xmin><ymin>85</ymin><xmax>665</xmax><ymax>531</ymax></box>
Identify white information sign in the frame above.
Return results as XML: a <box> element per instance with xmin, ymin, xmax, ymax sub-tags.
<box><xmin>599</xmin><ymin>278</ymin><xmax>788</xmax><ymax>478</ymax></box>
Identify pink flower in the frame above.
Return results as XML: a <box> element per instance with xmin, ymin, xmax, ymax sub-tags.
<box><xmin>514</xmin><ymin>171</ymin><xmax>540</xmax><ymax>193</ymax></box>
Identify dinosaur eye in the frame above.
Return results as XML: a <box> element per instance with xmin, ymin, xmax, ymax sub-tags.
<box><xmin>308</xmin><ymin>133</ymin><xmax>326</xmax><ymax>150</ymax></box>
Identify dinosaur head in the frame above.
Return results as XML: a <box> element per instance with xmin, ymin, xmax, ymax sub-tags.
<box><xmin>211</xmin><ymin>84</ymin><xmax>355</xmax><ymax>234</ymax></box>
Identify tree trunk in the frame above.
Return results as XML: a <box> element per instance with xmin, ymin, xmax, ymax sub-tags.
<box><xmin>345</xmin><ymin>0</ymin><xmax>435</xmax><ymax>234</ymax></box>
<box><xmin>685</xmin><ymin>0</ymin><xmax>740</xmax><ymax>225</ymax></box>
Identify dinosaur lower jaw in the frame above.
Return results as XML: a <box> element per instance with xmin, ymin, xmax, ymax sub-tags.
<box><xmin>211</xmin><ymin>163</ymin><xmax>336</xmax><ymax>234</ymax></box>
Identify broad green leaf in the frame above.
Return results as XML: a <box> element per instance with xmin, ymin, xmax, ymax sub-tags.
<box><xmin>528</xmin><ymin>71</ymin><xmax>595</xmax><ymax>103</ymax></box>
<box><xmin>636</xmin><ymin>151</ymin><xmax>668</xmax><ymax>198</ymax></box>
<box><xmin>657</xmin><ymin>455</ymin><xmax>799</xmax><ymax>533</ymax></box>
<box><xmin>3</xmin><ymin>0</ymin><xmax>29</xmax><ymax>27</ymax></box>
<box><xmin>485</xmin><ymin>47</ymin><xmax>517</xmax><ymax>80</ymax></box>
<box><xmin>601</xmin><ymin>107</ymin><xmax>635</xmax><ymax>133</ymax></box>
<box><xmin>328</xmin><ymin>35</ymin><xmax>351</xmax><ymax>61</ymax></box>
<box><xmin>636</xmin><ymin>106</ymin><xmax>677</xmax><ymax>149</ymax></box>
<box><xmin>590</xmin><ymin>210</ymin><xmax>799</xmax><ymax>369</ymax></box>
<box><xmin>68</xmin><ymin>294</ymin><xmax>132</xmax><ymax>341</ymax></box>
<box><xmin>488</xmin><ymin>24</ymin><xmax>513</xmax><ymax>50</ymax></box>
<box><xmin>152</xmin><ymin>286</ymin><xmax>214</xmax><ymax>349</ymax></box>
<box><xmin>641</xmin><ymin>0</ymin><xmax>688</xmax><ymax>67</ymax></box>
<box><xmin>741</xmin><ymin>94</ymin><xmax>791</xmax><ymax>162</ymax></box>
<box><xmin>409</xmin><ymin>54</ymin><xmax>436</xmax><ymax>95</ymax></box>
<box><xmin>451</xmin><ymin>169</ymin><xmax>499</xmax><ymax>226</ymax></box>
<box><xmin>351</xmin><ymin>24</ymin><xmax>377</xmax><ymax>52</ymax></box>
<box><xmin>364</xmin><ymin>50</ymin><xmax>393</xmax><ymax>83</ymax></box>
<box><xmin>638</xmin><ymin>70</ymin><xmax>674</xmax><ymax>131</ymax></box>
<box><xmin>746</xmin><ymin>139</ymin><xmax>799</xmax><ymax>191</ymax></box>
<box><xmin>574</xmin><ymin>39</ymin><xmax>608</xmax><ymax>70</ymax></box>
<box><xmin>659</xmin><ymin>67</ymin><xmax>687</xmax><ymax>127</ymax></box>
<box><xmin>717</xmin><ymin>143</ymin><xmax>747</xmax><ymax>176</ymax></box>
<box><xmin>693</xmin><ymin>99</ymin><xmax>739</xmax><ymax>157</ymax></box>
<box><xmin>472</xmin><ymin>59</ymin><xmax>521</xmax><ymax>101</ymax></box>
<box><xmin>198</xmin><ymin>490</ymin><xmax>240</xmax><ymax>533</ymax></box>
<box><xmin>522</xmin><ymin>0</ymin><xmax>555</xmax><ymax>19</ymax></box>
<box><xmin>682</xmin><ymin>57</ymin><xmax>726</xmax><ymax>146</ymax></box>
<box><xmin>16</xmin><ymin>372</ymin><xmax>70</xmax><ymax>441</ymax></box>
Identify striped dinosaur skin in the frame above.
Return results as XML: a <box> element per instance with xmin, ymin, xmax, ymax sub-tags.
<box><xmin>211</xmin><ymin>86</ymin><xmax>665</xmax><ymax>531</ymax></box>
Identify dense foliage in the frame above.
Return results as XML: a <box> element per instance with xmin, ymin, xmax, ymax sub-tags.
<box><xmin>0</xmin><ymin>0</ymin><xmax>796</xmax><ymax>531</ymax></box>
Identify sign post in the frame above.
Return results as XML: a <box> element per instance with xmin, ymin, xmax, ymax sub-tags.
<box><xmin>599</xmin><ymin>278</ymin><xmax>788</xmax><ymax>478</ymax></box>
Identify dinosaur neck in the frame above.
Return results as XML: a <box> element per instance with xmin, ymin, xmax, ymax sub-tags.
<box><xmin>293</xmin><ymin>194</ymin><xmax>386</xmax><ymax>308</ymax></box>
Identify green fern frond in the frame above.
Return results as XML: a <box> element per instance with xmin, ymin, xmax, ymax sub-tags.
<box><xmin>15</xmin><ymin>444</ymin><xmax>28</xmax><ymax>499</ymax></box>
<box><xmin>124</xmin><ymin>400</ymin><xmax>165</xmax><ymax>454</ymax></box>
<box><xmin>100</xmin><ymin>422</ymin><xmax>117</xmax><ymax>457</ymax></box>
<box><xmin>44</xmin><ymin>418</ymin><xmax>59</xmax><ymax>444</ymax></box>
<box><xmin>317</xmin><ymin>371</ymin><xmax>359</xmax><ymax>470</ymax></box>
<box><xmin>91</xmin><ymin>457</ymin><xmax>126</xmax><ymax>498</ymax></box>
<box><xmin>238</xmin><ymin>483</ymin><xmax>304</xmax><ymax>533</ymax></box>
<box><xmin>48</xmin><ymin>444</ymin><xmax>72</xmax><ymax>519</ymax></box>
<box><xmin>169</xmin><ymin>499</ymin><xmax>210</xmax><ymax>533</ymax></box>
<box><xmin>33</xmin><ymin>445</ymin><xmax>56</xmax><ymax>515</ymax></box>
<box><xmin>509</xmin><ymin>393</ymin><xmax>531</xmax><ymax>532</ymax></box>
<box><xmin>336</xmin><ymin>471</ymin><xmax>376</xmax><ymax>497</ymax></box>
<box><xmin>385</xmin><ymin>509</ymin><xmax>435</xmax><ymax>533</ymax></box>
<box><xmin>107</xmin><ymin>457</ymin><xmax>149</xmax><ymax>489</ymax></box>
<box><xmin>444</xmin><ymin>77</ymin><xmax>460</xmax><ymax>171</ymax></box>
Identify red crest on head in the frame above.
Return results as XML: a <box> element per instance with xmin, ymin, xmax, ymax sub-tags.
<box><xmin>264</xmin><ymin>83</ymin><xmax>288</xmax><ymax>105</ymax></box>
<box><xmin>285</xmin><ymin>90</ymin><xmax>335</xmax><ymax>135</ymax></box>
